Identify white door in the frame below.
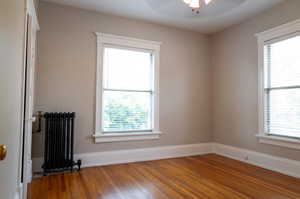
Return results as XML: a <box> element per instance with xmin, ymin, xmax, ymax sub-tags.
<box><xmin>0</xmin><ymin>0</ymin><xmax>27</xmax><ymax>199</ymax></box>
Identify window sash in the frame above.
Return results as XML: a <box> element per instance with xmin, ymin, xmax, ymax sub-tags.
<box><xmin>101</xmin><ymin>90</ymin><xmax>154</xmax><ymax>133</ymax></box>
<box><xmin>264</xmin><ymin>38</ymin><xmax>300</xmax><ymax>138</ymax></box>
<box><xmin>101</xmin><ymin>46</ymin><xmax>155</xmax><ymax>133</ymax></box>
<box><xmin>264</xmin><ymin>88</ymin><xmax>300</xmax><ymax>139</ymax></box>
<box><xmin>264</xmin><ymin>87</ymin><xmax>300</xmax><ymax>133</ymax></box>
<box><xmin>103</xmin><ymin>46</ymin><xmax>155</xmax><ymax>91</ymax></box>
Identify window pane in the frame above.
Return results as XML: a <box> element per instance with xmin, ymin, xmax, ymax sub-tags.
<box><xmin>103</xmin><ymin>91</ymin><xmax>152</xmax><ymax>132</ymax></box>
<box><xmin>266</xmin><ymin>35</ymin><xmax>300</xmax><ymax>88</ymax></box>
<box><xmin>103</xmin><ymin>47</ymin><xmax>153</xmax><ymax>90</ymax></box>
<box><xmin>266</xmin><ymin>88</ymin><xmax>300</xmax><ymax>138</ymax></box>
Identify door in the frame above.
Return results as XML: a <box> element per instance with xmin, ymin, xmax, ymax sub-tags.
<box><xmin>0</xmin><ymin>0</ymin><xmax>27</xmax><ymax>199</ymax></box>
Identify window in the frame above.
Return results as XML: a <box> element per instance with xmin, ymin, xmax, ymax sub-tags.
<box><xmin>103</xmin><ymin>48</ymin><xmax>153</xmax><ymax>133</ymax></box>
<box><xmin>94</xmin><ymin>33</ymin><xmax>161</xmax><ymax>143</ymax></box>
<box><xmin>264</xmin><ymin>35</ymin><xmax>300</xmax><ymax>139</ymax></box>
<box><xmin>257</xmin><ymin>19</ymin><xmax>300</xmax><ymax>150</ymax></box>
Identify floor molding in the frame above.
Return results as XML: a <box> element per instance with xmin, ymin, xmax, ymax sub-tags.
<box><xmin>32</xmin><ymin>143</ymin><xmax>212</xmax><ymax>172</ymax></box>
<box><xmin>14</xmin><ymin>183</ymin><xmax>23</xmax><ymax>199</ymax></box>
<box><xmin>212</xmin><ymin>143</ymin><xmax>300</xmax><ymax>179</ymax></box>
<box><xmin>27</xmin><ymin>159</ymin><xmax>32</xmax><ymax>182</ymax></box>
<box><xmin>32</xmin><ymin>142</ymin><xmax>300</xmax><ymax>179</ymax></box>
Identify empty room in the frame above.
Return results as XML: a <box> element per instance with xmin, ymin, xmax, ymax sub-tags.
<box><xmin>1</xmin><ymin>0</ymin><xmax>300</xmax><ymax>198</ymax></box>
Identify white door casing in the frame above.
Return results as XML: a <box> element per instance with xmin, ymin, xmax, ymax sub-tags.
<box><xmin>22</xmin><ymin>0</ymin><xmax>39</xmax><ymax>198</ymax></box>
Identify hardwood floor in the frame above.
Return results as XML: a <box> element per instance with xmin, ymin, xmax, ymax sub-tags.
<box><xmin>28</xmin><ymin>154</ymin><xmax>300</xmax><ymax>199</ymax></box>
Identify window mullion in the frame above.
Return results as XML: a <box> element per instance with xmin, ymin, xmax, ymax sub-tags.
<box><xmin>103</xmin><ymin>129</ymin><xmax>153</xmax><ymax>134</ymax></box>
<box><xmin>103</xmin><ymin>88</ymin><xmax>153</xmax><ymax>93</ymax></box>
<box><xmin>265</xmin><ymin>85</ymin><xmax>300</xmax><ymax>91</ymax></box>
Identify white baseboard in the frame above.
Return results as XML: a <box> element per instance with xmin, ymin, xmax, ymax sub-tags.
<box><xmin>32</xmin><ymin>157</ymin><xmax>42</xmax><ymax>173</ymax></box>
<box><xmin>32</xmin><ymin>142</ymin><xmax>300</xmax><ymax>180</ymax></box>
<box><xmin>14</xmin><ymin>192</ymin><xmax>20</xmax><ymax>199</ymax></box>
<box><xmin>27</xmin><ymin>159</ymin><xmax>32</xmax><ymax>182</ymax></box>
<box><xmin>14</xmin><ymin>183</ymin><xmax>23</xmax><ymax>199</ymax></box>
<box><xmin>212</xmin><ymin>143</ymin><xmax>300</xmax><ymax>179</ymax></box>
<box><xmin>32</xmin><ymin>143</ymin><xmax>212</xmax><ymax>172</ymax></box>
<box><xmin>78</xmin><ymin>143</ymin><xmax>212</xmax><ymax>168</ymax></box>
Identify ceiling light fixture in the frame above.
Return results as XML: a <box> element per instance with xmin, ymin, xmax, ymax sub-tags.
<box><xmin>182</xmin><ymin>0</ymin><xmax>212</xmax><ymax>13</ymax></box>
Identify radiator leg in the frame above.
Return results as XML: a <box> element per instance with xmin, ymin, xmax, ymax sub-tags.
<box><xmin>77</xmin><ymin>159</ymin><xmax>81</xmax><ymax>171</ymax></box>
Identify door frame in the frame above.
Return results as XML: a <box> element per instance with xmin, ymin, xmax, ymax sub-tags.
<box><xmin>18</xmin><ymin>0</ymin><xmax>39</xmax><ymax>198</ymax></box>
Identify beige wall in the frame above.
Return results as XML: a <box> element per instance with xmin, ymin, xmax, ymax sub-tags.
<box><xmin>211</xmin><ymin>0</ymin><xmax>300</xmax><ymax>161</ymax></box>
<box><xmin>33</xmin><ymin>2</ymin><xmax>212</xmax><ymax>157</ymax></box>
<box><xmin>34</xmin><ymin>0</ymin><xmax>300</xmax><ymax>162</ymax></box>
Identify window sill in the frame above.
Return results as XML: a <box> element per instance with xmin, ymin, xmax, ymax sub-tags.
<box><xmin>256</xmin><ymin>134</ymin><xmax>300</xmax><ymax>150</ymax></box>
<box><xmin>93</xmin><ymin>131</ymin><xmax>162</xmax><ymax>143</ymax></box>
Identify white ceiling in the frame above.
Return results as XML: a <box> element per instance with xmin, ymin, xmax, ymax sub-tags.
<box><xmin>42</xmin><ymin>0</ymin><xmax>284</xmax><ymax>33</ymax></box>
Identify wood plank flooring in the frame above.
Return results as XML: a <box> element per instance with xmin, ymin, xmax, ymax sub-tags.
<box><xmin>28</xmin><ymin>154</ymin><xmax>300</xmax><ymax>199</ymax></box>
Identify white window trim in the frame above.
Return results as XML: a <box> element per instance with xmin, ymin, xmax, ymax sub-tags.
<box><xmin>93</xmin><ymin>33</ymin><xmax>162</xmax><ymax>143</ymax></box>
<box><xmin>256</xmin><ymin>18</ymin><xmax>300</xmax><ymax>150</ymax></box>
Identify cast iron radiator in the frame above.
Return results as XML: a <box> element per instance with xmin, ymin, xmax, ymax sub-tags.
<box><xmin>42</xmin><ymin>112</ymin><xmax>81</xmax><ymax>175</ymax></box>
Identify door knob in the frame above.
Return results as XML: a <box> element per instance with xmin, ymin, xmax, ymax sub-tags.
<box><xmin>0</xmin><ymin>145</ymin><xmax>7</xmax><ymax>161</ymax></box>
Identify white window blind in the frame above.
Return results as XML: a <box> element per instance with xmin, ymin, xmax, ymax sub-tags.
<box><xmin>264</xmin><ymin>34</ymin><xmax>300</xmax><ymax>139</ymax></box>
<box><xmin>102</xmin><ymin>47</ymin><xmax>154</xmax><ymax>133</ymax></box>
